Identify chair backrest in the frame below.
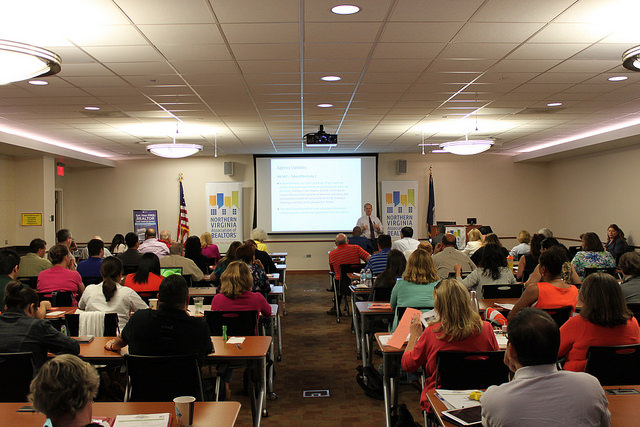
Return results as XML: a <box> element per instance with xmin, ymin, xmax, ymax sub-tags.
<box><xmin>436</xmin><ymin>350</ymin><xmax>509</xmax><ymax>389</ymax></box>
<box><xmin>568</xmin><ymin>245</ymin><xmax>581</xmax><ymax>258</ymax></box>
<box><xmin>204</xmin><ymin>310</ymin><xmax>258</xmax><ymax>336</ymax></box>
<box><xmin>541</xmin><ymin>306</ymin><xmax>572</xmax><ymax>327</ymax></box>
<box><xmin>585</xmin><ymin>344</ymin><xmax>640</xmax><ymax>386</ymax></box>
<box><xmin>17</xmin><ymin>276</ymin><xmax>38</xmax><ymax>289</ymax></box>
<box><xmin>65</xmin><ymin>312</ymin><xmax>119</xmax><ymax>337</ymax></box>
<box><xmin>38</xmin><ymin>290</ymin><xmax>73</xmax><ymax>307</ymax></box>
<box><xmin>124</xmin><ymin>354</ymin><xmax>204</xmax><ymax>402</ymax></box>
<box><xmin>339</xmin><ymin>263</ymin><xmax>365</xmax><ymax>283</ymax></box>
<box><xmin>396</xmin><ymin>306</ymin><xmax>432</xmax><ymax>321</ymax></box>
<box><xmin>82</xmin><ymin>276</ymin><xmax>103</xmax><ymax>286</ymax></box>
<box><xmin>182</xmin><ymin>274</ymin><xmax>193</xmax><ymax>287</ymax></box>
<box><xmin>123</xmin><ymin>265</ymin><xmax>138</xmax><ymax>275</ymax></box>
<box><xmin>371</xmin><ymin>287</ymin><xmax>392</xmax><ymax>302</ymax></box>
<box><xmin>0</xmin><ymin>352</ymin><xmax>34</xmax><ymax>402</ymax></box>
<box><xmin>583</xmin><ymin>267</ymin><xmax>618</xmax><ymax>278</ymax></box>
<box><xmin>482</xmin><ymin>284</ymin><xmax>524</xmax><ymax>298</ymax></box>
<box><xmin>627</xmin><ymin>303</ymin><xmax>640</xmax><ymax>325</ymax></box>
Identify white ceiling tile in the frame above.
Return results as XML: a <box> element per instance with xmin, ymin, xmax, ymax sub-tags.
<box><xmin>472</xmin><ymin>0</ymin><xmax>576</xmax><ymax>22</ymax></box>
<box><xmin>508</xmin><ymin>43</ymin><xmax>591</xmax><ymax>60</ymax></box>
<box><xmin>67</xmin><ymin>25</ymin><xmax>148</xmax><ymax>46</ymax></box>
<box><xmin>138</xmin><ymin>24</ymin><xmax>224</xmax><ymax>44</ymax></box>
<box><xmin>221</xmin><ymin>23</ymin><xmax>299</xmax><ymax>43</ymax></box>
<box><xmin>173</xmin><ymin>61</ymin><xmax>238</xmax><ymax>74</ymax></box>
<box><xmin>440</xmin><ymin>43</ymin><xmax>519</xmax><ymax>59</ymax></box>
<box><xmin>231</xmin><ymin>44</ymin><xmax>300</xmax><ymax>60</ymax></box>
<box><xmin>211</xmin><ymin>0</ymin><xmax>299</xmax><ymax>22</ymax></box>
<box><xmin>550</xmin><ymin>59</ymin><xmax>621</xmax><ymax>73</ymax></box>
<box><xmin>306</xmin><ymin>43</ymin><xmax>373</xmax><ymax>59</ymax></box>
<box><xmin>381</xmin><ymin>23</ymin><xmax>465</xmax><ymax>43</ymax></box>
<box><xmin>116</xmin><ymin>0</ymin><xmax>214</xmax><ymax>24</ymax></box>
<box><xmin>491</xmin><ymin>59</ymin><xmax>562</xmax><ymax>73</ymax></box>
<box><xmin>304</xmin><ymin>0</ymin><xmax>395</xmax><ymax>22</ymax></box>
<box><xmin>82</xmin><ymin>45</ymin><xmax>164</xmax><ymax>62</ymax></box>
<box><xmin>306</xmin><ymin>23</ymin><xmax>382</xmax><ymax>43</ymax></box>
<box><xmin>527</xmin><ymin>23</ymin><xmax>610</xmax><ymax>44</ymax></box>
<box><xmin>453</xmin><ymin>23</ymin><xmax>544</xmax><ymax>43</ymax></box>
<box><xmin>390</xmin><ymin>0</ymin><xmax>483</xmax><ymax>21</ymax></box>
<box><xmin>158</xmin><ymin>44</ymin><xmax>233</xmax><ymax>61</ymax></box>
<box><xmin>103</xmin><ymin>62</ymin><xmax>176</xmax><ymax>76</ymax></box>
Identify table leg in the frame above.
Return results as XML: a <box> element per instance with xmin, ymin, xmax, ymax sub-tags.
<box><xmin>352</xmin><ymin>295</ymin><xmax>361</xmax><ymax>357</ymax></box>
<box><xmin>382</xmin><ymin>353</ymin><xmax>392</xmax><ymax>427</ymax></box>
<box><xmin>360</xmin><ymin>312</ymin><xmax>368</xmax><ymax>368</ymax></box>
<box><xmin>267</xmin><ymin>320</ymin><xmax>275</xmax><ymax>399</ymax></box>
<box><xmin>276</xmin><ymin>311</ymin><xmax>283</xmax><ymax>362</ymax></box>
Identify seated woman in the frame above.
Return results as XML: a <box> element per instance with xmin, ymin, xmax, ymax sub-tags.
<box><xmin>108</xmin><ymin>233</ymin><xmax>126</xmax><ymax>255</ymax></box>
<box><xmin>211</xmin><ymin>241</ymin><xmax>242</xmax><ymax>286</ymax></box>
<box><xmin>0</xmin><ymin>282</ymin><xmax>79</xmax><ymax>368</ymax></box>
<box><xmin>250</xmin><ymin>228</ymin><xmax>269</xmax><ymax>252</ymax></box>
<box><xmin>462</xmin><ymin>228</ymin><xmax>483</xmax><ymax>256</ymax></box>
<box><xmin>517</xmin><ymin>233</ymin><xmax>544</xmax><ymax>282</ymax></box>
<box><xmin>605</xmin><ymin>224</ymin><xmax>629</xmax><ymax>263</ymax></box>
<box><xmin>235</xmin><ymin>243</ymin><xmax>270</xmax><ymax>296</ymax></box>
<box><xmin>371</xmin><ymin>249</ymin><xmax>406</xmax><ymax>302</ymax></box>
<box><xmin>559</xmin><ymin>273</ymin><xmax>640</xmax><ymax>372</ymax></box>
<box><xmin>185</xmin><ymin>236</ymin><xmax>211</xmax><ymax>276</ymax></box>
<box><xmin>124</xmin><ymin>253</ymin><xmax>163</xmax><ymax>297</ymax></box>
<box><xmin>509</xmin><ymin>247</ymin><xmax>579</xmax><ymax>321</ymax></box>
<box><xmin>471</xmin><ymin>234</ymin><xmax>509</xmax><ymax>266</ymax></box>
<box><xmin>620</xmin><ymin>251</ymin><xmax>640</xmax><ymax>304</ymax></box>
<box><xmin>402</xmin><ymin>279</ymin><xmax>499</xmax><ymax>412</ymax></box>
<box><xmin>79</xmin><ymin>256</ymin><xmax>148</xmax><ymax>331</ymax></box>
<box><xmin>509</xmin><ymin>229</ymin><xmax>531</xmax><ymax>259</ymax></box>
<box><xmin>390</xmin><ymin>249</ymin><xmax>439</xmax><ymax>330</ymax></box>
<box><xmin>200</xmin><ymin>232</ymin><xmax>221</xmax><ymax>264</ymax></box>
<box><xmin>37</xmin><ymin>244</ymin><xmax>84</xmax><ymax>304</ymax></box>
<box><xmin>29</xmin><ymin>354</ymin><xmax>100</xmax><ymax>427</ymax></box>
<box><xmin>524</xmin><ymin>237</ymin><xmax>581</xmax><ymax>287</ymax></box>
<box><xmin>211</xmin><ymin>261</ymin><xmax>271</xmax><ymax>398</ymax></box>
<box><xmin>571</xmin><ymin>232</ymin><xmax>616</xmax><ymax>279</ymax></box>
<box><xmin>456</xmin><ymin>244</ymin><xmax>517</xmax><ymax>298</ymax></box>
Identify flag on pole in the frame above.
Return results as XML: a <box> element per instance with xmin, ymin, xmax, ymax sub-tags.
<box><xmin>177</xmin><ymin>178</ymin><xmax>189</xmax><ymax>244</ymax></box>
<box><xmin>427</xmin><ymin>168</ymin><xmax>435</xmax><ymax>235</ymax></box>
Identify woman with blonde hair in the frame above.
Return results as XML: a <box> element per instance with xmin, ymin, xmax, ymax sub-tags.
<box><xmin>509</xmin><ymin>230</ymin><xmax>531</xmax><ymax>259</ymax></box>
<box><xmin>211</xmin><ymin>261</ymin><xmax>271</xmax><ymax>316</ymax></box>
<box><xmin>402</xmin><ymin>279</ymin><xmax>499</xmax><ymax>411</ymax></box>
<box><xmin>462</xmin><ymin>228</ymin><xmax>483</xmax><ymax>256</ymax></box>
<box><xmin>200</xmin><ymin>232</ymin><xmax>221</xmax><ymax>263</ymax></box>
<box><xmin>390</xmin><ymin>249</ymin><xmax>439</xmax><ymax>330</ymax></box>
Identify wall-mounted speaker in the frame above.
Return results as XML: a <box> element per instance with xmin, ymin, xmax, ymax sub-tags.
<box><xmin>396</xmin><ymin>159</ymin><xmax>407</xmax><ymax>174</ymax></box>
<box><xmin>223</xmin><ymin>161</ymin><xmax>234</xmax><ymax>176</ymax></box>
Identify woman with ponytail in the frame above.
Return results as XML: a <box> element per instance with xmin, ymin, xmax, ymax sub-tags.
<box><xmin>78</xmin><ymin>256</ymin><xmax>147</xmax><ymax>331</ymax></box>
<box><xmin>0</xmin><ymin>281</ymin><xmax>79</xmax><ymax>368</ymax></box>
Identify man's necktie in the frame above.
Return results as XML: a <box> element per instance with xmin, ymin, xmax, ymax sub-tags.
<box><xmin>369</xmin><ymin>216</ymin><xmax>375</xmax><ymax>242</ymax></box>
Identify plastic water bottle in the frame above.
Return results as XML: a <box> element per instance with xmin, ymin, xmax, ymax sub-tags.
<box><xmin>360</xmin><ymin>269</ymin><xmax>365</xmax><ymax>285</ymax></box>
<box><xmin>507</xmin><ymin>255</ymin><xmax>514</xmax><ymax>273</ymax></box>
<box><xmin>222</xmin><ymin>325</ymin><xmax>228</xmax><ymax>341</ymax></box>
<box><xmin>470</xmin><ymin>290</ymin><xmax>479</xmax><ymax>313</ymax></box>
<box><xmin>366</xmin><ymin>268</ymin><xmax>372</xmax><ymax>287</ymax></box>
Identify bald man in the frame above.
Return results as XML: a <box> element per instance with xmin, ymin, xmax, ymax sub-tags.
<box><xmin>328</xmin><ymin>233</ymin><xmax>370</xmax><ymax>315</ymax></box>
<box><xmin>432</xmin><ymin>233</ymin><xmax>476</xmax><ymax>279</ymax></box>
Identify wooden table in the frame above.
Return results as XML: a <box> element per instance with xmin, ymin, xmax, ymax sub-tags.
<box><xmin>269</xmin><ymin>284</ymin><xmax>286</xmax><ymax>315</ymax></box>
<box><xmin>0</xmin><ymin>401</ymin><xmax>241</xmax><ymax>427</ymax></box>
<box><xmin>188</xmin><ymin>287</ymin><xmax>218</xmax><ymax>298</ymax></box>
<box><xmin>71</xmin><ymin>337</ymin><xmax>272</xmax><ymax>427</ymax></box>
<box><xmin>356</xmin><ymin>301</ymin><xmax>393</xmax><ymax>368</ymax></box>
<box><xmin>427</xmin><ymin>386</ymin><xmax>640</xmax><ymax>427</ymax></box>
<box><xmin>375</xmin><ymin>332</ymin><xmax>405</xmax><ymax>427</ymax></box>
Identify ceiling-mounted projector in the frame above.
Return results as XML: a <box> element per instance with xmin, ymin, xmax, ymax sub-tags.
<box><xmin>305</xmin><ymin>125</ymin><xmax>337</xmax><ymax>147</ymax></box>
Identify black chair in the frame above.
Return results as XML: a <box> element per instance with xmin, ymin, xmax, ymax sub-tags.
<box><xmin>65</xmin><ymin>312</ymin><xmax>119</xmax><ymax>337</ymax></box>
<box><xmin>396</xmin><ymin>306</ymin><xmax>433</xmax><ymax>321</ymax></box>
<box><xmin>482</xmin><ymin>284</ymin><xmax>524</xmax><ymax>298</ymax></box>
<box><xmin>334</xmin><ymin>263</ymin><xmax>365</xmax><ymax>322</ymax></box>
<box><xmin>204</xmin><ymin>310</ymin><xmax>258</xmax><ymax>336</ymax></box>
<box><xmin>585</xmin><ymin>344</ymin><xmax>640</xmax><ymax>386</ymax></box>
<box><xmin>541</xmin><ymin>306</ymin><xmax>572</xmax><ymax>327</ymax></box>
<box><xmin>182</xmin><ymin>274</ymin><xmax>193</xmax><ymax>287</ymax></box>
<box><xmin>82</xmin><ymin>276</ymin><xmax>102</xmax><ymax>286</ymax></box>
<box><xmin>123</xmin><ymin>265</ymin><xmax>138</xmax><ymax>275</ymax></box>
<box><xmin>17</xmin><ymin>276</ymin><xmax>38</xmax><ymax>289</ymax></box>
<box><xmin>568</xmin><ymin>245</ymin><xmax>581</xmax><ymax>258</ymax></box>
<box><xmin>627</xmin><ymin>303</ymin><xmax>640</xmax><ymax>325</ymax></box>
<box><xmin>0</xmin><ymin>352</ymin><xmax>35</xmax><ymax>402</ymax></box>
<box><xmin>435</xmin><ymin>350</ymin><xmax>509</xmax><ymax>389</ymax></box>
<box><xmin>584</xmin><ymin>267</ymin><xmax>618</xmax><ymax>279</ymax></box>
<box><xmin>38</xmin><ymin>290</ymin><xmax>73</xmax><ymax>307</ymax></box>
<box><xmin>124</xmin><ymin>354</ymin><xmax>204</xmax><ymax>402</ymax></box>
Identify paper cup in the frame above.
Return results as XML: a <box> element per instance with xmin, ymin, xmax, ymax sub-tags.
<box><xmin>194</xmin><ymin>297</ymin><xmax>204</xmax><ymax>313</ymax></box>
<box><xmin>149</xmin><ymin>298</ymin><xmax>158</xmax><ymax>310</ymax></box>
<box><xmin>173</xmin><ymin>395</ymin><xmax>195</xmax><ymax>426</ymax></box>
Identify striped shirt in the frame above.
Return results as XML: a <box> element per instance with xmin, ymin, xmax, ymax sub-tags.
<box><xmin>329</xmin><ymin>244</ymin><xmax>370</xmax><ymax>280</ymax></box>
<box><xmin>366</xmin><ymin>248</ymin><xmax>390</xmax><ymax>275</ymax></box>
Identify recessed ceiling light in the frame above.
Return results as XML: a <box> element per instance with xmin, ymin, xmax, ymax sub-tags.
<box><xmin>84</xmin><ymin>106</ymin><xmax>100</xmax><ymax>110</ymax></box>
<box><xmin>547</xmin><ymin>102</ymin><xmax>563</xmax><ymax>107</ymax></box>
<box><xmin>321</xmin><ymin>75</ymin><xmax>342</xmax><ymax>82</ymax></box>
<box><xmin>317</xmin><ymin>103</ymin><xmax>333</xmax><ymax>108</ymax></box>
<box><xmin>608</xmin><ymin>76</ymin><xmax>628</xmax><ymax>81</ymax></box>
<box><xmin>28</xmin><ymin>80</ymin><xmax>48</xmax><ymax>85</ymax></box>
<box><xmin>331</xmin><ymin>5</ymin><xmax>360</xmax><ymax>15</ymax></box>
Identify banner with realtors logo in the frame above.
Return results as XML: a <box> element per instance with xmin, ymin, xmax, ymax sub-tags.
<box><xmin>205</xmin><ymin>182</ymin><xmax>243</xmax><ymax>243</ymax></box>
<box><xmin>381</xmin><ymin>181</ymin><xmax>418</xmax><ymax>241</ymax></box>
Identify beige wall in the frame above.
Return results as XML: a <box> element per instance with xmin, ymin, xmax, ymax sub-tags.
<box><xmin>547</xmin><ymin>144</ymin><xmax>640</xmax><ymax>246</ymax></box>
<box><xmin>0</xmin><ymin>154</ymin><xmax>15</xmax><ymax>245</ymax></box>
<box><xmin>14</xmin><ymin>157</ymin><xmax>56</xmax><ymax>245</ymax></box>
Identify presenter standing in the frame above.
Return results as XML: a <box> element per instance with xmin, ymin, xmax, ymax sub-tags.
<box><xmin>357</xmin><ymin>203</ymin><xmax>383</xmax><ymax>249</ymax></box>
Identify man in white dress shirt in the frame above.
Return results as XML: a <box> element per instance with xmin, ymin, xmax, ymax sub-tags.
<box><xmin>391</xmin><ymin>226</ymin><xmax>420</xmax><ymax>254</ymax></box>
<box><xmin>356</xmin><ymin>203</ymin><xmax>383</xmax><ymax>247</ymax></box>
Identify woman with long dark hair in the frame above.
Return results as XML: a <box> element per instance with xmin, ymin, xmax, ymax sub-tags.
<box><xmin>456</xmin><ymin>244</ymin><xmax>517</xmax><ymax>298</ymax></box>
<box><xmin>605</xmin><ymin>224</ymin><xmax>629</xmax><ymax>263</ymax></box>
<box><xmin>109</xmin><ymin>233</ymin><xmax>126</xmax><ymax>255</ymax></box>
<box><xmin>79</xmin><ymin>257</ymin><xmax>147</xmax><ymax>330</ymax></box>
<box><xmin>185</xmin><ymin>235</ymin><xmax>210</xmax><ymax>275</ymax></box>
<box><xmin>372</xmin><ymin>249</ymin><xmax>406</xmax><ymax>301</ymax></box>
<box><xmin>124</xmin><ymin>253</ymin><xmax>163</xmax><ymax>296</ymax></box>
<box><xmin>517</xmin><ymin>233</ymin><xmax>544</xmax><ymax>282</ymax></box>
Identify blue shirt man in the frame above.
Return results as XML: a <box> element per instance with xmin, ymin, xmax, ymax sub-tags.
<box><xmin>76</xmin><ymin>238</ymin><xmax>104</xmax><ymax>279</ymax></box>
<box><xmin>349</xmin><ymin>226</ymin><xmax>374</xmax><ymax>254</ymax></box>
<box><xmin>366</xmin><ymin>234</ymin><xmax>392</xmax><ymax>274</ymax></box>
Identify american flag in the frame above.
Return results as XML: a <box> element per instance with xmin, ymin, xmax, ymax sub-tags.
<box><xmin>177</xmin><ymin>179</ymin><xmax>189</xmax><ymax>243</ymax></box>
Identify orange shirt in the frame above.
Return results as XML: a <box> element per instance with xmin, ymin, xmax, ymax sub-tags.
<box><xmin>124</xmin><ymin>272</ymin><xmax>163</xmax><ymax>296</ymax></box>
<box><xmin>536</xmin><ymin>282</ymin><xmax>578</xmax><ymax>311</ymax></box>
<box><xmin>559</xmin><ymin>315</ymin><xmax>640</xmax><ymax>372</ymax></box>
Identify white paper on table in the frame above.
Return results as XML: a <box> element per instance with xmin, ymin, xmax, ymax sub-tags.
<box><xmin>435</xmin><ymin>389</ymin><xmax>482</xmax><ymax>410</ymax></box>
<box><xmin>45</xmin><ymin>311</ymin><xmax>65</xmax><ymax>317</ymax></box>
<box><xmin>494</xmin><ymin>332</ymin><xmax>508</xmax><ymax>347</ymax></box>
<box><xmin>113</xmin><ymin>413</ymin><xmax>171</xmax><ymax>426</ymax></box>
<box><xmin>227</xmin><ymin>337</ymin><xmax>245</xmax><ymax>344</ymax></box>
<box><xmin>494</xmin><ymin>303</ymin><xmax>514</xmax><ymax>310</ymax></box>
<box><xmin>378</xmin><ymin>334</ymin><xmax>392</xmax><ymax>346</ymax></box>
<box><xmin>420</xmin><ymin>309</ymin><xmax>438</xmax><ymax>327</ymax></box>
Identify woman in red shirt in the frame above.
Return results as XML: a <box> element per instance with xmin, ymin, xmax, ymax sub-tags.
<box><xmin>509</xmin><ymin>246</ymin><xmax>578</xmax><ymax>321</ymax></box>
<box><xmin>559</xmin><ymin>272</ymin><xmax>640</xmax><ymax>372</ymax></box>
<box><xmin>402</xmin><ymin>278</ymin><xmax>499</xmax><ymax>411</ymax></box>
<box><xmin>124</xmin><ymin>253</ymin><xmax>163</xmax><ymax>297</ymax></box>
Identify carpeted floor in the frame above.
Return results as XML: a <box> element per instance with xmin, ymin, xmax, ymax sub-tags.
<box><xmin>228</xmin><ymin>271</ymin><xmax>425</xmax><ymax>426</ymax></box>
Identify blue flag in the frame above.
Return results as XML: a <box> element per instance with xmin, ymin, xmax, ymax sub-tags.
<box><xmin>427</xmin><ymin>170</ymin><xmax>435</xmax><ymax>232</ymax></box>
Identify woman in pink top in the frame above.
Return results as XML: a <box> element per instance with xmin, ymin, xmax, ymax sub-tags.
<box><xmin>200</xmin><ymin>233</ymin><xmax>221</xmax><ymax>264</ymax></box>
<box><xmin>37</xmin><ymin>244</ymin><xmax>84</xmax><ymax>305</ymax></box>
<box><xmin>559</xmin><ymin>273</ymin><xmax>640</xmax><ymax>372</ymax></box>
<box><xmin>509</xmin><ymin>247</ymin><xmax>578</xmax><ymax>321</ymax></box>
<box><xmin>211</xmin><ymin>261</ymin><xmax>271</xmax><ymax>316</ymax></box>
